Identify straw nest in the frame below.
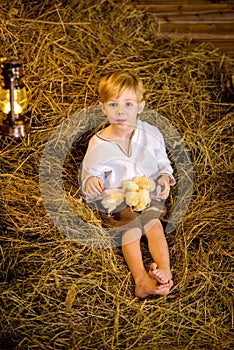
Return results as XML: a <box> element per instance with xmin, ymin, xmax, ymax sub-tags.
<box><xmin>0</xmin><ymin>0</ymin><xmax>233</xmax><ymax>349</ymax></box>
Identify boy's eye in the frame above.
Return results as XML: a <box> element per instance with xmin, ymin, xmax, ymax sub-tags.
<box><xmin>126</xmin><ymin>102</ymin><xmax>134</xmax><ymax>108</ymax></box>
<box><xmin>107</xmin><ymin>102</ymin><xmax>117</xmax><ymax>108</ymax></box>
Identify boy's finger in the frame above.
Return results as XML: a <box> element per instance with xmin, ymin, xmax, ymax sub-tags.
<box><xmin>98</xmin><ymin>179</ymin><xmax>104</xmax><ymax>190</ymax></box>
<box><xmin>98</xmin><ymin>180</ymin><xmax>104</xmax><ymax>192</ymax></box>
<box><xmin>158</xmin><ymin>188</ymin><xmax>169</xmax><ymax>199</ymax></box>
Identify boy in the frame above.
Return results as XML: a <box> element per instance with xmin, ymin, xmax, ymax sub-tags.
<box><xmin>81</xmin><ymin>71</ymin><xmax>175</xmax><ymax>298</ymax></box>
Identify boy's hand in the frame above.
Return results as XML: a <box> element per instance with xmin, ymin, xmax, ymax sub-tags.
<box><xmin>85</xmin><ymin>176</ymin><xmax>104</xmax><ymax>199</ymax></box>
<box><xmin>157</xmin><ymin>175</ymin><xmax>170</xmax><ymax>200</ymax></box>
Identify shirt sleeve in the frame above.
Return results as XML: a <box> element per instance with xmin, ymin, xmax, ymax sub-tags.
<box><xmin>147</xmin><ymin>122</ymin><xmax>176</xmax><ymax>186</ymax></box>
<box><xmin>81</xmin><ymin>136</ymin><xmax>106</xmax><ymax>193</ymax></box>
<box><xmin>157</xmin><ymin>134</ymin><xmax>175</xmax><ymax>185</ymax></box>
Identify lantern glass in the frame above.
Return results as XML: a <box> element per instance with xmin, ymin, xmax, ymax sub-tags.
<box><xmin>0</xmin><ymin>85</ymin><xmax>28</xmax><ymax>115</ymax></box>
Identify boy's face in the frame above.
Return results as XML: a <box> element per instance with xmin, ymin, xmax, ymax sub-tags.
<box><xmin>102</xmin><ymin>88</ymin><xmax>145</xmax><ymax>129</ymax></box>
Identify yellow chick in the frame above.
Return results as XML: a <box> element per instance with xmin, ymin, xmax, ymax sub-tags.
<box><xmin>122</xmin><ymin>180</ymin><xmax>139</xmax><ymax>193</ymax></box>
<box><xmin>125</xmin><ymin>190</ymin><xmax>139</xmax><ymax>207</ymax></box>
<box><xmin>133</xmin><ymin>177</ymin><xmax>156</xmax><ymax>192</ymax></box>
<box><xmin>134</xmin><ymin>189</ymin><xmax>151</xmax><ymax>211</ymax></box>
<box><xmin>148</xmin><ymin>178</ymin><xmax>156</xmax><ymax>192</ymax></box>
<box><xmin>101</xmin><ymin>192</ymin><xmax>125</xmax><ymax>214</ymax></box>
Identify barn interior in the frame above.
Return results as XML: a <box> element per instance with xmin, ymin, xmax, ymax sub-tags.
<box><xmin>0</xmin><ymin>1</ymin><xmax>233</xmax><ymax>349</ymax></box>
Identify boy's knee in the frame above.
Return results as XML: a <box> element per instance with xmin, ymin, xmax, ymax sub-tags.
<box><xmin>122</xmin><ymin>227</ymin><xmax>142</xmax><ymax>246</ymax></box>
<box><xmin>144</xmin><ymin>218</ymin><xmax>161</xmax><ymax>234</ymax></box>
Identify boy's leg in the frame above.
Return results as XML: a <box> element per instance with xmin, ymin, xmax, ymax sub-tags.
<box><xmin>144</xmin><ymin>219</ymin><xmax>173</xmax><ymax>288</ymax></box>
<box><xmin>121</xmin><ymin>227</ymin><xmax>170</xmax><ymax>298</ymax></box>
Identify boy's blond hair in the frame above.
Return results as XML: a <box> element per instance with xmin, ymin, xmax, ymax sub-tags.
<box><xmin>99</xmin><ymin>71</ymin><xmax>145</xmax><ymax>103</ymax></box>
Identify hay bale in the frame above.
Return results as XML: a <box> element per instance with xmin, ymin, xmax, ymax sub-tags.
<box><xmin>0</xmin><ymin>0</ymin><xmax>233</xmax><ymax>349</ymax></box>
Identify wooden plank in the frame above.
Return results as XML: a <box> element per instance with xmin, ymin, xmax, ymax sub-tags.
<box><xmin>156</xmin><ymin>13</ymin><xmax>234</xmax><ymax>23</ymax></box>
<box><xmin>155</xmin><ymin>32</ymin><xmax>234</xmax><ymax>40</ymax></box>
<box><xmin>134</xmin><ymin>2</ymin><xmax>234</xmax><ymax>26</ymax></box>
<box><xmin>135</xmin><ymin>3</ymin><xmax>234</xmax><ymax>12</ymax></box>
<box><xmin>134</xmin><ymin>0</ymin><xmax>234</xmax><ymax>5</ymax></box>
<box><xmin>157</xmin><ymin>22</ymin><xmax>234</xmax><ymax>34</ymax></box>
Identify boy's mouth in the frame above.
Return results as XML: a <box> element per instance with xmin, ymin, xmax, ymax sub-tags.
<box><xmin>116</xmin><ymin>119</ymin><xmax>127</xmax><ymax>123</ymax></box>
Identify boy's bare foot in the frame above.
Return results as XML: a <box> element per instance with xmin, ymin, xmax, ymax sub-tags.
<box><xmin>149</xmin><ymin>262</ymin><xmax>172</xmax><ymax>284</ymax></box>
<box><xmin>154</xmin><ymin>280</ymin><xmax>174</xmax><ymax>296</ymax></box>
<box><xmin>135</xmin><ymin>273</ymin><xmax>158</xmax><ymax>298</ymax></box>
<box><xmin>135</xmin><ymin>272</ymin><xmax>172</xmax><ymax>298</ymax></box>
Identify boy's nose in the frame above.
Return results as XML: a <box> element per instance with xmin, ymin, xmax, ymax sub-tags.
<box><xmin>116</xmin><ymin>103</ymin><xmax>124</xmax><ymax>114</ymax></box>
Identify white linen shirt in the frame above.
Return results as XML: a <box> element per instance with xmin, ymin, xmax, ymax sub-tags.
<box><xmin>81</xmin><ymin>120</ymin><xmax>175</xmax><ymax>195</ymax></box>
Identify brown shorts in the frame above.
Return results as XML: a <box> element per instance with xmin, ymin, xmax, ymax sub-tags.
<box><xmin>90</xmin><ymin>199</ymin><xmax>167</xmax><ymax>243</ymax></box>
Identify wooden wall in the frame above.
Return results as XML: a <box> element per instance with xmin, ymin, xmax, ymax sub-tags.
<box><xmin>131</xmin><ymin>0</ymin><xmax>234</xmax><ymax>57</ymax></box>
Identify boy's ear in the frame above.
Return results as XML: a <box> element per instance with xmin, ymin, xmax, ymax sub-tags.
<box><xmin>138</xmin><ymin>100</ymin><xmax>145</xmax><ymax>114</ymax></box>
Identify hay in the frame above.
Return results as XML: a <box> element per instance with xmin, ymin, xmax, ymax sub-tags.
<box><xmin>0</xmin><ymin>0</ymin><xmax>233</xmax><ymax>349</ymax></box>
